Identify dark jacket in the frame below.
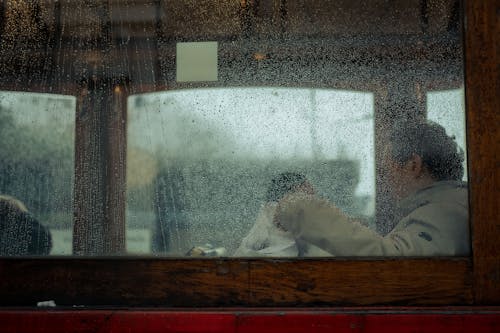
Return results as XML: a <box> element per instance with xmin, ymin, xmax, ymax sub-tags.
<box><xmin>0</xmin><ymin>211</ymin><xmax>52</xmax><ymax>256</ymax></box>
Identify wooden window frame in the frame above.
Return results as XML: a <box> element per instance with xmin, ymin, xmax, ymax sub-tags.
<box><xmin>0</xmin><ymin>0</ymin><xmax>498</xmax><ymax>307</ymax></box>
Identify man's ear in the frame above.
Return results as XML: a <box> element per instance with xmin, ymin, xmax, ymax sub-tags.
<box><xmin>407</xmin><ymin>154</ymin><xmax>424</xmax><ymax>177</ymax></box>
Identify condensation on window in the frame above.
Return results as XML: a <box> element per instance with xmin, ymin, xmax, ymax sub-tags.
<box><xmin>0</xmin><ymin>0</ymin><xmax>468</xmax><ymax>257</ymax></box>
<box><xmin>0</xmin><ymin>92</ymin><xmax>75</xmax><ymax>256</ymax></box>
<box><xmin>127</xmin><ymin>88</ymin><xmax>374</xmax><ymax>255</ymax></box>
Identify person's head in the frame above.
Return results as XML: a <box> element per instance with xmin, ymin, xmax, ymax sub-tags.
<box><xmin>383</xmin><ymin>119</ymin><xmax>465</xmax><ymax>200</ymax></box>
<box><xmin>0</xmin><ymin>195</ymin><xmax>28</xmax><ymax>217</ymax></box>
<box><xmin>265</xmin><ymin>172</ymin><xmax>313</xmax><ymax>203</ymax></box>
<box><xmin>0</xmin><ymin>195</ymin><xmax>52</xmax><ymax>256</ymax></box>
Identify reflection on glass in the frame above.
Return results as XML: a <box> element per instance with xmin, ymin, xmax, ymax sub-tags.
<box><xmin>0</xmin><ymin>92</ymin><xmax>75</xmax><ymax>256</ymax></box>
<box><xmin>127</xmin><ymin>88</ymin><xmax>374</xmax><ymax>256</ymax></box>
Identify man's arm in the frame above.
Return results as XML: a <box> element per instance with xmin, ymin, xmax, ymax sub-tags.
<box><xmin>275</xmin><ymin>193</ymin><xmax>460</xmax><ymax>256</ymax></box>
<box><xmin>275</xmin><ymin>193</ymin><xmax>390</xmax><ymax>256</ymax></box>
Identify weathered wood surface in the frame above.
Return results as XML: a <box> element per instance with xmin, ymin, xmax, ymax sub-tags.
<box><xmin>0</xmin><ymin>258</ymin><xmax>471</xmax><ymax>307</ymax></box>
<box><xmin>73</xmin><ymin>80</ymin><xmax>128</xmax><ymax>256</ymax></box>
<box><xmin>465</xmin><ymin>0</ymin><xmax>500</xmax><ymax>305</ymax></box>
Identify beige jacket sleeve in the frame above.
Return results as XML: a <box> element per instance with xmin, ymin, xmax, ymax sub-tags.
<box><xmin>276</xmin><ymin>193</ymin><xmax>463</xmax><ymax>256</ymax></box>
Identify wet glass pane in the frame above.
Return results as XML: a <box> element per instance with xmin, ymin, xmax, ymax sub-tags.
<box><xmin>427</xmin><ymin>88</ymin><xmax>467</xmax><ymax>181</ymax></box>
<box><xmin>0</xmin><ymin>92</ymin><xmax>75</xmax><ymax>256</ymax></box>
<box><xmin>0</xmin><ymin>0</ymin><xmax>468</xmax><ymax>257</ymax></box>
<box><xmin>127</xmin><ymin>88</ymin><xmax>374</xmax><ymax>256</ymax></box>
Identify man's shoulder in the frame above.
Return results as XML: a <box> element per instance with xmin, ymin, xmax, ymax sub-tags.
<box><xmin>424</xmin><ymin>180</ymin><xmax>468</xmax><ymax>206</ymax></box>
<box><xmin>396</xmin><ymin>181</ymin><xmax>468</xmax><ymax>230</ymax></box>
<box><xmin>403</xmin><ymin>180</ymin><xmax>468</xmax><ymax>209</ymax></box>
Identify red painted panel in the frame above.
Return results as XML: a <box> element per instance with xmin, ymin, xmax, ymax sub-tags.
<box><xmin>236</xmin><ymin>313</ymin><xmax>500</xmax><ymax>333</ymax></box>
<box><xmin>0</xmin><ymin>311</ymin><xmax>235</xmax><ymax>333</ymax></box>
<box><xmin>0</xmin><ymin>309</ymin><xmax>500</xmax><ymax>333</ymax></box>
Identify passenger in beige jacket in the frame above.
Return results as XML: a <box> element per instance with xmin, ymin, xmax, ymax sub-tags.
<box><xmin>275</xmin><ymin>120</ymin><xmax>469</xmax><ymax>256</ymax></box>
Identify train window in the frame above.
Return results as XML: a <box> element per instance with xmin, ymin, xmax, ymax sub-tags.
<box><xmin>0</xmin><ymin>92</ymin><xmax>75</xmax><ymax>256</ymax></box>
<box><xmin>127</xmin><ymin>88</ymin><xmax>374</xmax><ymax>256</ymax></box>
<box><xmin>3</xmin><ymin>0</ymin><xmax>497</xmax><ymax>307</ymax></box>
<box><xmin>0</xmin><ymin>0</ymin><xmax>469</xmax><ymax>258</ymax></box>
<box><xmin>127</xmin><ymin>87</ymin><xmax>469</xmax><ymax>257</ymax></box>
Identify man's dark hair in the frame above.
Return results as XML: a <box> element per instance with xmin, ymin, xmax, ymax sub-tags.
<box><xmin>389</xmin><ymin>120</ymin><xmax>465</xmax><ymax>181</ymax></box>
<box><xmin>265</xmin><ymin>172</ymin><xmax>307</xmax><ymax>203</ymax></box>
